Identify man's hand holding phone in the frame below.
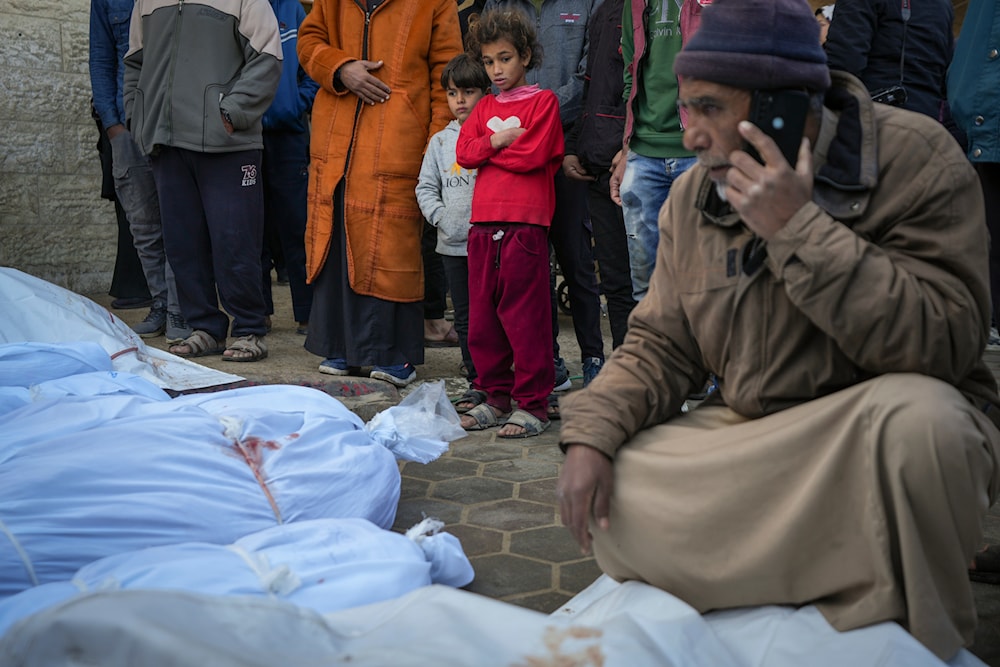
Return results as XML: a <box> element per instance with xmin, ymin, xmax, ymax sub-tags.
<box><xmin>743</xmin><ymin>89</ymin><xmax>809</xmax><ymax>167</ymax></box>
<box><xmin>726</xmin><ymin>120</ymin><xmax>814</xmax><ymax>241</ymax></box>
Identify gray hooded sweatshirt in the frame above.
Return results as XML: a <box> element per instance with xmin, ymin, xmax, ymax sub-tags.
<box><xmin>416</xmin><ymin>120</ymin><xmax>478</xmax><ymax>257</ymax></box>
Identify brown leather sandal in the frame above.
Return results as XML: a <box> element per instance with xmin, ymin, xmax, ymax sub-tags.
<box><xmin>168</xmin><ymin>330</ymin><xmax>225</xmax><ymax>358</ymax></box>
<box><xmin>222</xmin><ymin>334</ymin><xmax>268</xmax><ymax>362</ymax></box>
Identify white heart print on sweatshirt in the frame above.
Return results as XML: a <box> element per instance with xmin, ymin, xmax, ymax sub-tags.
<box><xmin>486</xmin><ymin>115</ymin><xmax>522</xmax><ymax>133</ymax></box>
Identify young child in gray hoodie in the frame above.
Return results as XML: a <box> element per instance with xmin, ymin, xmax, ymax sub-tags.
<box><xmin>416</xmin><ymin>53</ymin><xmax>491</xmax><ymax>412</ymax></box>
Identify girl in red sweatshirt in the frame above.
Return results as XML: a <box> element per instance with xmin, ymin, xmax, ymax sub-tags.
<box><xmin>456</xmin><ymin>9</ymin><xmax>564</xmax><ymax>438</ymax></box>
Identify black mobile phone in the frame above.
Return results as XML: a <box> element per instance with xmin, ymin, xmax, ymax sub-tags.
<box><xmin>745</xmin><ymin>89</ymin><xmax>810</xmax><ymax>167</ymax></box>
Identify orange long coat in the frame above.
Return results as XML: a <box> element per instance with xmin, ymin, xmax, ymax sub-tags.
<box><xmin>298</xmin><ymin>0</ymin><xmax>462</xmax><ymax>301</ymax></box>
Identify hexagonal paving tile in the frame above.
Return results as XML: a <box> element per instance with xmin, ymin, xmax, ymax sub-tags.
<box><xmin>443</xmin><ymin>524</ymin><xmax>503</xmax><ymax>557</ymax></box>
<box><xmin>398</xmin><ymin>475</ymin><xmax>430</xmax><ymax>501</ymax></box>
<box><xmin>525</xmin><ymin>445</ymin><xmax>566</xmax><ymax>463</ymax></box>
<box><xmin>387</xmin><ymin>405</ymin><xmax>583</xmax><ymax>607</ymax></box>
<box><xmin>392</xmin><ymin>498</ymin><xmax>463</xmax><ymax>532</ymax></box>
<box><xmin>432</xmin><ymin>476</ymin><xmax>514</xmax><ymax>504</ymax></box>
<box><xmin>482</xmin><ymin>458</ymin><xmax>559</xmax><ymax>483</ymax></box>
<box><xmin>466</xmin><ymin>553</ymin><xmax>553</xmax><ymax>598</ymax></box>
<box><xmin>510</xmin><ymin>525</ymin><xmax>584</xmax><ymax>563</ymax></box>
<box><xmin>558</xmin><ymin>558</ymin><xmax>603</xmax><ymax>595</ymax></box>
<box><xmin>467</xmin><ymin>499</ymin><xmax>556</xmax><ymax>531</ymax></box>
<box><xmin>517</xmin><ymin>478</ymin><xmax>558</xmax><ymax>505</ymax></box>
<box><xmin>447</xmin><ymin>440</ymin><xmax>526</xmax><ymax>462</ymax></box>
<box><xmin>516</xmin><ymin>433</ymin><xmax>563</xmax><ymax>448</ymax></box>
<box><xmin>400</xmin><ymin>456</ymin><xmax>479</xmax><ymax>482</ymax></box>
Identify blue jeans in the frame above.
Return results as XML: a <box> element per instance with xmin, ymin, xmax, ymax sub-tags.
<box><xmin>619</xmin><ymin>152</ymin><xmax>696</xmax><ymax>300</ymax></box>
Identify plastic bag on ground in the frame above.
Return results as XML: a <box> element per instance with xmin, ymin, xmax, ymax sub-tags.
<box><xmin>365</xmin><ymin>380</ymin><xmax>465</xmax><ymax>462</ymax></box>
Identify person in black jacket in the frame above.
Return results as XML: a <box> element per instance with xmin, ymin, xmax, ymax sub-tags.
<box><xmin>824</xmin><ymin>0</ymin><xmax>954</xmax><ymax>120</ymax></box>
<box><xmin>563</xmin><ymin>0</ymin><xmax>635</xmax><ymax>350</ymax></box>
<box><xmin>457</xmin><ymin>0</ymin><xmax>487</xmax><ymax>42</ymax></box>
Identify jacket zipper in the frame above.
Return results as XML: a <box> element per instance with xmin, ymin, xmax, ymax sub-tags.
<box><xmin>165</xmin><ymin>0</ymin><xmax>186</xmax><ymax>141</ymax></box>
<box><xmin>342</xmin><ymin>1</ymin><xmax>373</xmax><ymax>186</ymax></box>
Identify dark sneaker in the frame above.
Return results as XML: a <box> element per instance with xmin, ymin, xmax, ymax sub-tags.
<box><xmin>553</xmin><ymin>357</ymin><xmax>572</xmax><ymax>392</ymax></box>
<box><xmin>165</xmin><ymin>311</ymin><xmax>192</xmax><ymax>345</ymax></box>
<box><xmin>318</xmin><ymin>358</ymin><xmax>351</xmax><ymax>376</ymax></box>
<box><xmin>582</xmin><ymin>357</ymin><xmax>604</xmax><ymax>387</ymax></box>
<box><xmin>132</xmin><ymin>306</ymin><xmax>166</xmax><ymax>338</ymax></box>
<box><xmin>371</xmin><ymin>363</ymin><xmax>416</xmax><ymax>387</ymax></box>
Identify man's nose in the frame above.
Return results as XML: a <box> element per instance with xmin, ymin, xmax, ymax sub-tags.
<box><xmin>682</xmin><ymin>122</ymin><xmax>705</xmax><ymax>153</ymax></box>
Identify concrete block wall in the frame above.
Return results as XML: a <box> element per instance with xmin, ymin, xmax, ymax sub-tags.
<box><xmin>0</xmin><ymin>0</ymin><xmax>115</xmax><ymax>294</ymax></box>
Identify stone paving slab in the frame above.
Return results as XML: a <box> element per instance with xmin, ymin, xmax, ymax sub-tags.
<box><xmin>392</xmin><ymin>422</ymin><xmax>606</xmax><ymax>613</ymax></box>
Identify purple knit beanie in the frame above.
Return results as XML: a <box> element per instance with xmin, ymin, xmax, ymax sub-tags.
<box><xmin>674</xmin><ymin>0</ymin><xmax>831</xmax><ymax>92</ymax></box>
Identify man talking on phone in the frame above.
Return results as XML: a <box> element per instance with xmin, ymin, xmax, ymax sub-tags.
<box><xmin>556</xmin><ymin>0</ymin><xmax>999</xmax><ymax>659</ymax></box>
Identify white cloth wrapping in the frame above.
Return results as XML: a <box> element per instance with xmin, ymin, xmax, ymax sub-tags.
<box><xmin>0</xmin><ymin>343</ymin><xmax>464</xmax><ymax>598</ymax></box>
<box><xmin>0</xmin><ymin>342</ymin><xmax>175</xmax><ymax>418</ymax></box>
<box><xmin>0</xmin><ymin>518</ymin><xmax>473</xmax><ymax>637</ymax></box>
<box><xmin>0</xmin><ymin>578</ymin><xmax>985</xmax><ymax>667</ymax></box>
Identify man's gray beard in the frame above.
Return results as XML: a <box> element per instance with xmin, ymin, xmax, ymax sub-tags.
<box><xmin>715</xmin><ymin>181</ymin><xmax>729</xmax><ymax>202</ymax></box>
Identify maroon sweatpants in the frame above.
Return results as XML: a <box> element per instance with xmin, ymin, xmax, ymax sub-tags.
<box><xmin>467</xmin><ymin>223</ymin><xmax>554</xmax><ymax>421</ymax></box>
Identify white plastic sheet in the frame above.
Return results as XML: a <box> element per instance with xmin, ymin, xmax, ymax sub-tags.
<box><xmin>558</xmin><ymin>576</ymin><xmax>987</xmax><ymax>667</ymax></box>
<box><xmin>0</xmin><ymin>267</ymin><xmax>241</xmax><ymax>391</ymax></box>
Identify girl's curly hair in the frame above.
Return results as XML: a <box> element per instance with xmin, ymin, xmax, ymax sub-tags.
<box><xmin>464</xmin><ymin>10</ymin><xmax>543</xmax><ymax>71</ymax></box>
